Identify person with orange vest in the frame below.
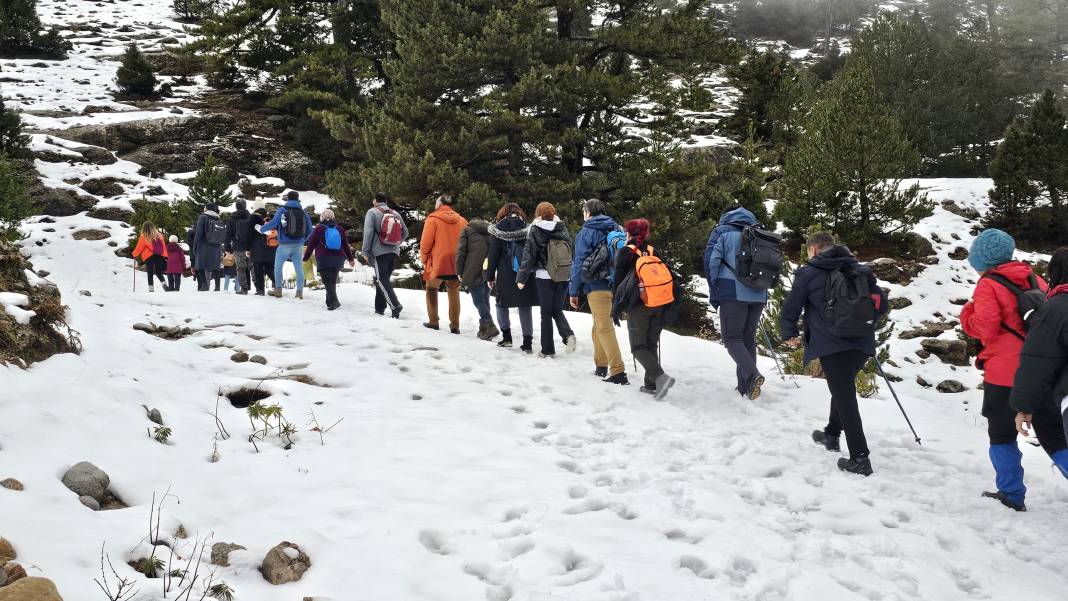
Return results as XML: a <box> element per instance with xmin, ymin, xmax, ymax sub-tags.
<box><xmin>420</xmin><ymin>194</ymin><xmax>468</xmax><ymax>333</ymax></box>
<box><xmin>133</xmin><ymin>221</ymin><xmax>169</xmax><ymax>292</ymax></box>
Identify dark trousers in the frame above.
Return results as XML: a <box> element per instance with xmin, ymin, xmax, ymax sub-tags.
<box><xmin>197</xmin><ymin>269</ymin><xmax>220</xmax><ymax>291</ymax></box>
<box><xmin>166</xmin><ymin>273</ymin><xmax>181</xmax><ymax>291</ymax></box>
<box><xmin>819</xmin><ymin>349</ymin><xmax>871</xmax><ymax>459</ymax></box>
<box><xmin>721</xmin><ymin>301</ymin><xmax>764</xmax><ymax>394</ymax></box>
<box><xmin>374</xmin><ymin>253</ymin><xmax>400</xmax><ymax>314</ymax></box>
<box><xmin>628</xmin><ymin>304</ymin><xmax>666</xmax><ymax>388</ymax></box>
<box><xmin>253</xmin><ymin>262</ymin><xmax>275</xmax><ymax>293</ymax></box>
<box><xmin>469</xmin><ymin>283</ymin><xmax>493</xmax><ymax>323</ymax></box>
<box><xmin>146</xmin><ymin>255</ymin><xmax>166</xmax><ymax>287</ymax></box>
<box><xmin>983</xmin><ymin>384</ymin><xmax>1067</xmax><ymax>454</ymax></box>
<box><xmin>320</xmin><ymin>267</ymin><xmax>340</xmax><ymax>308</ymax></box>
<box><xmin>535</xmin><ymin>278</ymin><xmax>573</xmax><ymax>354</ymax></box>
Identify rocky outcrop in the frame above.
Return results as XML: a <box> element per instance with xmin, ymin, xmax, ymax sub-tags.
<box><xmin>0</xmin><ymin>240</ymin><xmax>77</xmax><ymax>366</ymax></box>
<box><xmin>937</xmin><ymin>380</ymin><xmax>967</xmax><ymax>393</ymax></box>
<box><xmin>941</xmin><ymin>200</ymin><xmax>980</xmax><ymax>220</ymax></box>
<box><xmin>28</xmin><ymin>183</ymin><xmax>96</xmax><ymax>217</ymax></box>
<box><xmin>0</xmin><ymin>479</ymin><xmax>22</xmax><ymax>491</ymax></box>
<box><xmin>920</xmin><ymin>339</ymin><xmax>970</xmax><ymax>366</ymax></box>
<box><xmin>261</xmin><ymin>542</ymin><xmax>310</xmax><ymax>585</ymax></box>
<box><xmin>0</xmin><ymin>577</ymin><xmax>64</xmax><ymax>600</ymax></box>
<box><xmin>869</xmin><ymin>258</ymin><xmax>924</xmax><ymax>285</ymax></box>
<box><xmin>898</xmin><ymin>321</ymin><xmax>957</xmax><ymax>340</ymax></box>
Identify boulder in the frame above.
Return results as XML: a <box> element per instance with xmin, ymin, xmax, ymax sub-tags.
<box><xmin>0</xmin><ymin>478</ymin><xmax>23</xmax><ymax>491</ymax></box>
<box><xmin>0</xmin><ymin>537</ymin><xmax>15</xmax><ymax>562</ymax></box>
<box><xmin>71</xmin><ymin>229</ymin><xmax>110</xmax><ymax>241</ymax></box>
<box><xmin>889</xmin><ymin>297</ymin><xmax>913</xmax><ymax>310</ymax></box>
<box><xmin>29</xmin><ymin>185</ymin><xmax>96</xmax><ymax>217</ymax></box>
<box><xmin>86</xmin><ymin>206</ymin><xmax>134</xmax><ymax>222</ymax></box>
<box><xmin>77</xmin><ymin>146</ymin><xmax>117</xmax><ymax>165</ymax></box>
<box><xmin>50</xmin><ymin>114</ymin><xmax>237</xmax><ymax>154</ymax></box>
<box><xmin>941</xmin><ymin>200</ymin><xmax>980</xmax><ymax>220</ymax></box>
<box><xmin>898</xmin><ymin>321</ymin><xmax>956</xmax><ymax>340</ymax></box>
<box><xmin>920</xmin><ymin>339</ymin><xmax>970</xmax><ymax>366</ymax></box>
<box><xmin>249</xmin><ymin>355</ymin><xmax>267</xmax><ymax>365</ymax></box>
<box><xmin>869</xmin><ymin>258</ymin><xmax>922</xmax><ymax>285</ymax></box>
<box><xmin>230</xmin><ymin>352</ymin><xmax>249</xmax><ymax>363</ymax></box>
<box><xmin>901</xmin><ymin>232</ymin><xmax>935</xmax><ymax>258</ymax></box>
<box><xmin>61</xmin><ymin>461</ymin><xmax>110</xmax><ymax>503</ymax></box>
<box><xmin>210</xmin><ymin>542</ymin><xmax>246</xmax><ymax>567</ymax></box>
<box><xmin>916</xmin><ymin>376</ymin><xmax>932</xmax><ymax>388</ymax></box>
<box><xmin>937</xmin><ymin>380</ymin><xmax>967</xmax><ymax>393</ymax></box>
<box><xmin>949</xmin><ymin>247</ymin><xmax>969</xmax><ymax>261</ymax></box>
<box><xmin>2</xmin><ymin>562</ymin><xmax>26</xmax><ymax>584</ymax></box>
<box><xmin>261</xmin><ymin>541</ymin><xmax>311</xmax><ymax>585</ymax></box>
<box><xmin>80</xmin><ymin>178</ymin><xmax>129</xmax><ymax>198</ymax></box>
<box><xmin>0</xmin><ymin>577</ymin><xmax>63</xmax><ymax>601</ymax></box>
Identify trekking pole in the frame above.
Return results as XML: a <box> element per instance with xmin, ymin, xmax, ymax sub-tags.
<box><xmin>132</xmin><ymin>258</ymin><xmax>137</xmax><ymax>293</ymax></box>
<box><xmin>873</xmin><ymin>356</ymin><xmax>922</xmax><ymax>445</ymax></box>
<box><xmin>758</xmin><ymin>322</ymin><xmax>799</xmax><ymax>389</ymax></box>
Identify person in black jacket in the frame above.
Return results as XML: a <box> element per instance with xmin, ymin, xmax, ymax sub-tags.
<box><xmin>1010</xmin><ymin>247</ymin><xmax>1068</xmax><ymax>485</ymax></box>
<box><xmin>247</xmin><ymin>207</ymin><xmax>277</xmax><ymax>295</ymax></box>
<box><xmin>225</xmin><ymin>199</ymin><xmax>253</xmax><ymax>294</ymax></box>
<box><xmin>781</xmin><ymin>231</ymin><xmax>889</xmax><ymax>477</ymax></box>
<box><xmin>485</xmin><ymin>203</ymin><xmax>539</xmax><ymax>352</ymax></box>
<box><xmin>517</xmin><ymin>202</ymin><xmax>576</xmax><ymax>357</ymax></box>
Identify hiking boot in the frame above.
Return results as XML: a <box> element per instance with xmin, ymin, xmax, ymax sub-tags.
<box><xmin>236</xmin><ymin>290</ymin><xmax>248</xmax><ymax>295</ymax></box>
<box><xmin>639</xmin><ymin>385</ymin><xmax>657</xmax><ymax>395</ymax></box>
<box><xmin>653</xmin><ymin>374</ymin><xmax>676</xmax><ymax>401</ymax></box>
<box><xmin>746</xmin><ymin>374</ymin><xmax>766</xmax><ymax>400</ymax></box>
<box><xmin>162</xmin><ymin>285</ymin><xmax>171</xmax><ymax>292</ymax></box>
<box><xmin>450</xmin><ymin>327</ymin><xmax>460</xmax><ymax>335</ymax></box>
<box><xmin>564</xmin><ymin>334</ymin><xmax>577</xmax><ymax>353</ymax></box>
<box><xmin>520</xmin><ymin>336</ymin><xmax>533</xmax><ymax>354</ymax></box>
<box><xmin>593</xmin><ymin>367</ymin><xmax>608</xmax><ymax>378</ymax></box>
<box><xmin>295</xmin><ymin>290</ymin><xmax>303</xmax><ymax>300</ymax></box>
<box><xmin>812</xmin><ymin>430</ymin><xmax>841</xmax><ymax>452</ymax></box>
<box><xmin>498</xmin><ymin>329</ymin><xmax>513</xmax><ymax>348</ymax></box>
<box><xmin>255</xmin><ymin>290</ymin><xmax>266</xmax><ymax>296</ymax></box>
<box><xmin>482</xmin><ymin>322</ymin><xmax>500</xmax><ymax>340</ymax></box>
<box><xmin>538</xmin><ymin>351</ymin><xmax>555</xmax><ymax>358</ymax></box>
<box><xmin>268</xmin><ymin>289</ymin><xmax>283</xmax><ymax>298</ymax></box>
<box><xmin>837</xmin><ymin>457</ymin><xmax>873</xmax><ymax>477</ymax></box>
<box><xmin>148</xmin><ymin>285</ymin><xmax>155</xmax><ymax>292</ymax></box>
<box><xmin>604</xmin><ymin>372</ymin><xmax>630</xmax><ymax>386</ymax></box>
<box><xmin>982</xmin><ymin>491</ymin><xmax>1027</xmax><ymax>512</ymax></box>
<box><xmin>423</xmin><ymin>322</ymin><xmax>439</xmax><ymax>331</ymax></box>
<box><xmin>391</xmin><ymin>304</ymin><xmax>403</xmax><ymax>319</ymax></box>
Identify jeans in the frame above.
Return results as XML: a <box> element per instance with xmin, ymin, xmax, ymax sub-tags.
<box><xmin>374</xmin><ymin>253</ymin><xmax>401</xmax><ymax>314</ymax></box>
<box><xmin>720</xmin><ymin>301</ymin><xmax>765</xmax><ymax>394</ymax></box>
<box><xmin>253</xmin><ymin>262</ymin><xmax>275</xmax><ymax>293</ymax></box>
<box><xmin>627</xmin><ymin>304</ymin><xmax>666</xmax><ymax>388</ymax></box>
<box><xmin>535</xmin><ymin>278</ymin><xmax>573</xmax><ymax>354</ymax></box>
<box><xmin>166</xmin><ymin>273</ymin><xmax>181</xmax><ymax>291</ymax></box>
<box><xmin>497</xmin><ymin>305</ymin><xmax>533</xmax><ymax>337</ymax></box>
<box><xmin>588</xmin><ymin>290</ymin><xmax>624</xmax><ymax>375</ymax></box>
<box><xmin>819</xmin><ymin>349</ymin><xmax>871</xmax><ymax>459</ymax></box>
<box><xmin>274</xmin><ymin>244</ymin><xmax>304</xmax><ymax>292</ymax></box>
<box><xmin>320</xmin><ymin>267</ymin><xmax>340</xmax><ymax>308</ymax></box>
<box><xmin>426</xmin><ymin>277</ymin><xmax>461</xmax><ymax>329</ymax></box>
<box><xmin>469</xmin><ymin>283</ymin><xmax>493</xmax><ymax>323</ymax></box>
<box><xmin>224</xmin><ymin>275</ymin><xmax>235</xmax><ymax>291</ymax></box>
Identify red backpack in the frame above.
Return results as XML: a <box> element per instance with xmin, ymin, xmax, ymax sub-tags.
<box><xmin>377</xmin><ymin>207</ymin><xmax>404</xmax><ymax>246</ymax></box>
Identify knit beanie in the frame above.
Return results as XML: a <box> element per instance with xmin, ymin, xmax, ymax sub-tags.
<box><xmin>969</xmin><ymin>228</ymin><xmax>1015</xmax><ymax>272</ymax></box>
<box><xmin>169</xmin><ymin>235</ymin><xmax>178</xmax><ymax>243</ymax></box>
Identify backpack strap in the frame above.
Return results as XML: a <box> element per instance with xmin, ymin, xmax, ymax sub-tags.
<box><xmin>983</xmin><ymin>273</ymin><xmax>1028</xmax><ymax>341</ymax></box>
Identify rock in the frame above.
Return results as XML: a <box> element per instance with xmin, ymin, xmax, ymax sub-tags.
<box><xmin>29</xmin><ymin>185</ymin><xmax>97</xmax><ymax>217</ymax></box>
<box><xmin>210</xmin><ymin>542</ymin><xmax>246</xmax><ymax>567</ymax></box>
<box><xmin>0</xmin><ymin>537</ymin><xmax>16</xmax><ymax>562</ymax></box>
<box><xmin>86</xmin><ymin>206</ymin><xmax>134</xmax><ymax>222</ymax></box>
<box><xmin>868</xmin><ymin>258</ymin><xmax>921</xmax><ymax>285</ymax></box>
<box><xmin>79</xmin><ymin>290</ymin><xmax>91</xmax><ymax>297</ymax></box>
<box><xmin>949</xmin><ymin>297</ymin><xmax>968</xmax><ymax>306</ymax></box>
<box><xmin>0</xmin><ymin>478</ymin><xmax>24</xmax><ymax>491</ymax></box>
<box><xmin>238</xmin><ymin>177</ymin><xmax>285</xmax><ymax>199</ymax></box>
<box><xmin>937</xmin><ymin>380</ymin><xmax>967</xmax><ymax>393</ymax></box>
<box><xmin>920</xmin><ymin>339</ymin><xmax>970</xmax><ymax>366</ymax></box>
<box><xmin>915</xmin><ymin>348</ymin><xmax>931</xmax><ymax>359</ymax></box>
<box><xmin>132</xmin><ymin>323</ymin><xmax>155</xmax><ymax>333</ymax></box>
<box><xmin>916</xmin><ymin>376</ymin><xmax>932</xmax><ymax>388</ymax></box>
<box><xmin>0</xmin><ymin>567</ymin><xmax>5</xmax><ymax>586</ymax></box>
<box><xmin>230</xmin><ymin>351</ymin><xmax>249</xmax><ymax>363</ymax></box>
<box><xmin>941</xmin><ymin>200</ymin><xmax>980</xmax><ymax>220</ymax></box>
<box><xmin>901</xmin><ymin>231</ymin><xmax>935</xmax><ymax>258</ymax></box>
<box><xmin>160</xmin><ymin>36</ymin><xmax>180</xmax><ymax>44</ymax></box>
<box><xmin>77</xmin><ymin>146</ymin><xmax>117</xmax><ymax>165</ymax></box>
<box><xmin>143</xmin><ymin>405</ymin><xmax>163</xmax><ymax>425</ymax></box>
<box><xmin>899</xmin><ymin>321</ymin><xmax>956</xmax><ymax>340</ymax></box>
<box><xmin>2</xmin><ymin>562</ymin><xmax>26</xmax><ymax>583</ymax></box>
<box><xmin>949</xmin><ymin>247</ymin><xmax>969</xmax><ymax>261</ymax></box>
<box><xmin>261</xmin><ymin>541</ymin><xmax>311</xmax><ymax>585</ymax></box>
<box><xmin>71</xmin><ymin>229</ymin><xmax>110</xmax><ymax>241</ymax></box>
<box><xmin>33</xmin><ymin>149</ymin><xmax>79</xmax><ymax>163</ymax></box>
<box><xmin>61</xmin><ymin>461</ymin><xmax>110</xmax><ymax>503</ymax></box>
<box><xmin>0</xmin><ymin>577</ymin><xmax>64</xmax><ymax>601</ymax></box>
<box><xmin>889</xmin><ymin>297</ymin><xmax>913</xmax><ymax>310</ymax></box>
<box><xmin>80</xmin><ymin>177</ymin><xmax>129</xmax><ymax>198</ymax></box>
<box><xmin>249</xmin><ymin>355</ymin><xmax>267</xmax><ymax>365</ymax></box>
<box><xmin>79</xmin><ymin>495</ymin><xmax>101</xmax><ymax>511</ymax></box>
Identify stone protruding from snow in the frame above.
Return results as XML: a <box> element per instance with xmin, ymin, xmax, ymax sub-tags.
<box><xmin>249</xmin><ymin>355</ymin><xmax>267</xmax><ymax>365</ymax></box>
<box><xmin>142</xmin><ymin>405</ymin><xmax>163</xmax><ymax>425</ymax></box>
<box><xmin>61</xmin><ymin>461</ymin><xmax>109</xmax><ymax>504</ymax></box>
<box><xmin>0</xmin><ymin>577</ymin><xmax>64</xmax><ymax>600</ymax></box>
<box><xmin>1</xmin><ymin>562</ymin><xmax>26</xmax><ymax>585</ymax></box>
<box><xmin>261</xmin><ymin>541</ymin><xmax>310</xmax><ymax>585</ymax></box>
<box><xmin>920</xmin><ymin>339</ymin><xmax>970</xmax><ymax>366</ymax></box>
<box><xmin>78</xmin><ymin>496</ymin><xmax>101</xmax><ymax>511</ymax></box>
<box><xmin>937</xmin><ymin>380</ymin><xmax>968</xmax><ymax>393</ymax></box>
<box><xmin>230</xmin><ymin>351</ymin><xmax>249</xmax><ymax>363</ymax></box>
<box><xmin>210</xmin><ymin>542</ymin><xmax>246</xmax><ymax>567</ymax></box>
<box><xmin>898</xmin><ymin>321</ymin><xmax>957</xmax><ymax>340</ymax></box>
<box><xmin>0</xmin><ymin>478</ymin><xmax>23</xmax><ymax>491</ymax></box>
<box><xmin>0</xmin><ymin>537</ymin><xmax>15</xmax><ymax>562</ymax></box>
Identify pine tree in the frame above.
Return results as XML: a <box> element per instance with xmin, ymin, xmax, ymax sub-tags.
<box><xmin>776</xmin><ymin>59</ymin><xmax>932</xmax><ymax>242</ymax></box>
<box><xmin>721</xmin><ymin>49</ymin><xmax>811</xmax><ymax>149</ymax></box>
<box><xmin>0</xmin><ymin>0</ymin><xmax>70</xmax><ymax>58</ymax></box>
<box><xmin>173</xmin><ymin>0</ymin><xmax>215</xmax><ymax>22</ymax></box>
<box><xmin>116</xmin><ymin>44</ymin><xmax>158</xmax><ymax>97</ymax></box>
<box><xmin>187</xmin><ymin>154</ymin><xmax>236</xmax><ymax>208</ymax></box>
<box><xmin>0</xmin><ymin>100</ymin><xmax>30</xmax><ymax>160</ymax></box>
<box><xmin>0</xmin><ymin>155</ymin><xmax>32</xmax><ymax>241</ymax></box>
<box><xmin>985</xmin><ymin>121</ymin><xmax>1039</xmax><ymax>234</ymax></box>
<box><xmin>1023</xmin><ymin>89</ymin><xmax>1068</xmax><ymax>234</ymax></box>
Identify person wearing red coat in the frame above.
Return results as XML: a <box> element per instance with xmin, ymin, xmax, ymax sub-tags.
<box><xmin>961</xmin><ymin>228</ymin><xmax>1048</xmax><ymax>511</ymax></box>
<box><xmin>164</xmin><ymin>235</ymin><xmax>187</xmax><ymax>292</ymax></box>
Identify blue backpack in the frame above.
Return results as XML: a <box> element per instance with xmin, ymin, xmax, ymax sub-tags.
<box><xmin>508</xmin><ymin>240</ymin><xmax>523</xmax><ymax>272</ymax></box>
<box><xmin>324</xmin><ymin>224</ymin><xmax>342</xmax><ymax>250</ymax></box>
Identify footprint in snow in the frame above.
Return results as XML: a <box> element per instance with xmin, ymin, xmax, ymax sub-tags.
<box><xmin>563</xmin><ymin>498</ymin><xmax>607</xmax><ymax>515</ymax></box>
<box><xmin>556</xmin><ymin>459</ymin><xmax>582</xmax><ymax>474</ymax></box>
<box><xmin>552</xmin><ymin>549</ymin><xmax>603</xmax><ymax>587</ymax></box>
<box><xmin>664</xmin><ymin>529</ymin><xmax>703</xmax><ymax>545</ymax></box>
<box><xmin>418</xmin><ymin>529</ymin><xmax>452</xmax><ymax>555</ymax></box>
<box><xmin>502</xmin><ymin>507</ymin><xmax>527</xmax><ymax>522</ymax></box>
<box><xmin>497</xmin><ymin>536</ymin><xmax>535</xmax><ymax>560</ymax></box>
<box><xmin>568</xmin><ymin>485</ymin><xmax>587</xmax><ymax>499</ymax></box>
<box><xmin>510</xmin><ymin>405</ymin><xmax>527</xmax><ymax>414</ymax></box>
<box><xmin>532</xmin><ymin>420</ymin><xmax>549</xmax><ymax>429</ymax></box>
<box><xmin>678</xmin><ymin>555</ymin><xmax>716</xmax><ymax>579</ymax></box>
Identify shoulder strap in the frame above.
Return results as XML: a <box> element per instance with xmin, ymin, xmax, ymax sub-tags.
<box><xmin>1028</xmin><ymin>273</ymin><xmax>1039</xmax><ymax>291</ymax></box>
<box><xmin>983</xmin><ymin>273</ymin><xmax>1028</xmax><ymax>341</ymax></box>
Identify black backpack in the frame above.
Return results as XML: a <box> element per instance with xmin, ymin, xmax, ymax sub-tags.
<box><xmin>733</xmin><ymin>225</ymin><xmax>784</xmax><ymax>289</ymax></box>
<box><xmin>283</xmin><ymin>206</ymin><xmax>307</xmax><ymax>239</ymax></box>
<box><xmin>204</xmin><ymin>218</ymin><xmax>226</xmax><ymax>246</ymax></box>
<box><xmin>581</xmin><ymin>229</ymin><xmax>627</xmax><ymax>284</ymax></box>
<box><xmin>824</xmin><ymin>266</ymin><xmax>877</xmax><ymax>338</ymax></box>
<box><xmin>985</xmin><ymin>272</ymin><xmax>1046</xmax><ymax>340</ymax></box>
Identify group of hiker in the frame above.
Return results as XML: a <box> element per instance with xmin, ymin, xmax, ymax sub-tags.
<box><xmin>132</xmin><ymin>191</ymin><xmax>1068</xmax><ymax>499</ymax></box>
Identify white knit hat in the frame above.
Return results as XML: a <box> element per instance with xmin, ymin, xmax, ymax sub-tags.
<box><xmin>169</xmin><ymin>235</ymin><xmax>178</xmax><ymax>243</ymax></box>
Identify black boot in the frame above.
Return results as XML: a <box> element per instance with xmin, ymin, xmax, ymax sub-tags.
<box><xmin>982</xmin><ymin>491</ymin><xmax>1027</xmax><ymax>512</ymax></box>
<box><xmin>604</xmin><ymin>372</ymin><xmax>629</xmax><ymax>385</ymax></box>
<box><xmin>520</xmin><ymin>335</ymin><xmax>533</xmax><ymax>354</ymax></box>
<box><xmin>812</xmin><ymin>430</ymin><xmax>840</xmax><ymax>452</ymax></box>
<box><xmin>837</xmin><ymin>457</ymin><xmax>873</xmax><ymax>477</ymax></box>
<box><xmin>593</xmin><ymin>367</ymin><xmax>608</xmax><ymax>378</ymax></box>
<box><xmin>497</xmin><ymin>329</ymin><xmax>513</xmax><ymax>348</ymax></box>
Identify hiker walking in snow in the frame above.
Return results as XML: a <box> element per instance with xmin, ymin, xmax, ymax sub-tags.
<box><xmin>221</xmin><ymin>251</ymin><xmax>238</xmax><ymax>292</ymax></box>
<box><xmin>133</xmin><ymin>221</ymin><xmax>168</xmax><ymax>292</ymax></box>
<box><xmin>164</xmin><ymin>235</ymin><xmax>186</xmax><ymax>292</ymax></box>
<box><xmin>456</xmin><ymin>216</ymin><xmax>499</xmax><ymax>340</ymax></box>
<box><xmin>961</xmin><ymin>228</ymin><xmax>1056</xmax><ymax>511</ymax></box>
<box><xmin>704</xmin><ymin>206</ymin><xmax>770</xmax><ymax>400</ymax></box>
<box><xmin>248</xmin><ymin>206</ymin><xmax>277</xmax><ymax>295</ymax></box>
<box><xmin>781</xmin><ymin>232</ymin><xmax>888</xmax><ymax>477</ymax></box>
<box><xmin>420</xmin><ymin>194</ymin><xmax>467</xmax><ymax>333</ymax></box>
<box><xmin>517</xmin><ymin>202</ymin><xmax>576</xmax><ymax>358</ymax></box>
<box><xmin>569</xmin><ymin>199</ymin><xmax>628</xmax><ymax>385</ymax></box>
<box><xmin>192</xmin><ymin>203</ymin><xmax>226</xmax><ymax>292</ymax></box>
<box><xmin>1011</xmin><ymin>247</ymin><xmax>1068</xmax><ymax>484</ymax></box>
<box><xmin>485</xmin><ymin>203</ymin><xmax>538</xmax><ymax>353</ymax></box>
<box><xmin>612</xmin><ymin>218</ymin><xmax>678</xmax><ymax>399</ymax></box>
<box><xmin>303</xmin><ymin>209</ymin><xmax>355</xmax><ymax>311</ymax></box>
<box><xmin>362</xmin><ymin>192</ymin><xmax>407</xmax><ymax>317</ymax></box>
<box><xmin>225</xmin><ymin>198</ymin><xmax>253</xmax><ymax>295</ymax></box>
<box><xmin>259</xmin><ymin>191</ymin><xmax>313</xmax><ymax>299</ymax></box>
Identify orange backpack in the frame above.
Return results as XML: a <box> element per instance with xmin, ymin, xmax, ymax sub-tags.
<box><xmin>266</xmin><ymin>230</ymin><xmax>279</xmax><ymax>248</ymax></box>
<box><xmin>630</xmin><ymin>244</ymin><xmax>675</xmax><ymax>308</ymax></box>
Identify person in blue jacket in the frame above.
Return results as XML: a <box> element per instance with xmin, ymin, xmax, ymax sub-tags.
<box><xmin>569</xmin><ymin>199</ymin><xmax>628</xmax><ymax>385</ymax></box>
<box><xmin>704</xmin><ymin>206</ymin><xmax>770</xmax><ymax>399</ymax></box>
<box><xmin>259</xmin><ymin>190</ymin><xmax>314</xmax><ymax>299</ymax></box>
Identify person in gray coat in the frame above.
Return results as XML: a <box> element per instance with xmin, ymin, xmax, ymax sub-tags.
<box><xmin>192</xmin><ymin>203</ymin><xmax>224</xmax><ymax>292</ymax></box>
<box><xmin>457</xmin><ymin>217</ymin><xmax>499</xmax><ymax>341</ymax></box>
<box><xmin>362</xmin><ymin>192</ymin><xmax>408</xmax><ymax>317</ymax></box>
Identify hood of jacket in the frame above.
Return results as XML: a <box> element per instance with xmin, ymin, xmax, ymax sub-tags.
<box><xmin>203</xmin><ymin>210</ymin><xmax>220</xmax><ymax>219</ymax></box>
<box><xmin>533</xmin><ymin>217</ymin><xmax>567</xmax><ymax>238</ymax></box>
<box><xmin>718</xmin><ymin>207</ymin><xmax>757</xmax><ymax>227</ymax></box>
<box><xmin>467</xmin><ymin>219</ymin><xmax>490</xmax><ymax>234</ymax></box>
<box><xmin>489</xmin><ymin>217</ymin><xmax>529</xmax><ymax>240</ymax></box>
<box><xmin>985</xmin><ymin>261</ymin><xmax>1038</xmax><ymax>287</ymax></box>
<box><xmin>1049</xmin><ymin>283</ymin><xmax>1068</xmax><ymax>298</ymax></box>
<box><xmin>582</xmin><ymin>214</ymin><xmax>618</xmax><ymax>233</ymax></box>
<box><xmin>282</xmin><ymin>199</ymin><xmax>303</xmax><ymax>210</ymax></box>
<box><xmin>808</xmin><ymin>245</ymin><xmax>860</xmax><ymax>271</ymax></box>
<box><xmin>427</xmin><ymin>205</ymin><xmax>463</xmax><ymax>226</ymax></box>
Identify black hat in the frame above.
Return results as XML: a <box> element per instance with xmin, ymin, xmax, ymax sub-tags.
<box><xmin>236</xmin><ymin>199</ymin><xmax>246</xmax><ymax>210</ymax></box>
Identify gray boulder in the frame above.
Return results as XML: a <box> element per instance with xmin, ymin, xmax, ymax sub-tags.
<box><xmin>79</xmin><ymin>495</ymin><xmax>101</xmax><ymax>511</ymax></box>
<box><xmin>261</xmin><ymin>541</ymin><xmax>310</xmax><ymax>585</ymax></box>
<box><xmin>210</xmin><ymin>542</ymin><xmax>246</xmax><ymax>567</ymax></box>
<box><xmin>61</xmin><ymin>461</ymin><xmax>110</xmax><ymax>503</ymax></box>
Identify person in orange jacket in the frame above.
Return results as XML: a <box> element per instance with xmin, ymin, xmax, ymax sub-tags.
<box><xmin>133</xmin><ymin>221</ymin><xmax>169</xmax><ymax>292</ymax></box>
<box><xmin>420</xmin><ymin>193</ymin><xmax>468</xmax><ymax>333</ymax></box>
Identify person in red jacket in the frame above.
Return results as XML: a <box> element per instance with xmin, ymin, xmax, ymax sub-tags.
<box><xmin>960</xmin><ymin>228</ymin><xmax>1048</xmax><ymax>512</ymax></box>
<box><xmin>164</xmin><ymin>235</ymin><xmax>187</xmax><ymax>292</ymax></box>
<box><xmin>132</xmin><ymin>221</ymin><xmax>169</xmax><ymax>292</ymax></box>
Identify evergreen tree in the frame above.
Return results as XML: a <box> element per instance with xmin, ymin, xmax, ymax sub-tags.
<box><xmin>116</xmin><ymin>44</ymin><xmax>158</xmax><ymax>97</ymax></box>
<box><xmin>0</xmin><ymin>100</ymin><xmax>30</xmax><ymax>160</ymax></box>
<box><xmin>0</xmin><ymin>155</ymin><xmax>32</xmax><ymax>241</ymax></box>
<box><xmin>1023</xmin><ymin>89</ymin><xmax>1068</xmax><ymax>233</ymax></box>
<box><xmin>776</xmin><ymin>59</ymin><xmax>932</xmax><ymax>242</ymax></box>
<box><xmin>0</xmin><ymin>0</ymin><xmax>70</xmax><ymax>58</ymax></box>
<box><xmin>721</xmin><ymin>49</ymin><xmax>811</xmax><ymax>149</ymax></box>
<box><xmin>173</xmin><ymin>0</ymin><xmax>216</xmax><ymax>22</ymax></box>
<box><xmin>985</xmin><ymin>121</ymin><xmax>1038</xmax><ymax>233</ymax></box>
<box><xmin>187</xmin><ymin>154</ymin><xmax>236</xmax><ymax>208</ymax></box>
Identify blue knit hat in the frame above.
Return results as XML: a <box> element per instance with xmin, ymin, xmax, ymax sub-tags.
<box><xmin>969</xmin><ymin>228</ymin><xmax>1015</xmax><ymax>272</ymax></box>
